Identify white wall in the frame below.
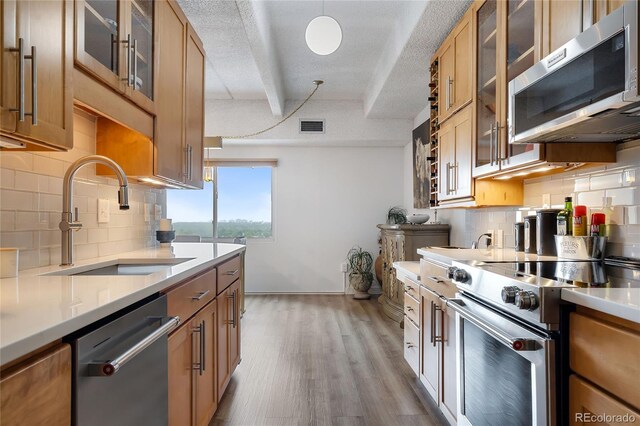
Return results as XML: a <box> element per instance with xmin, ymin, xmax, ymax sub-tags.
<box><xmin>213</xmin><ymin>144</ymin><xmax>404</xmax><ymax>293</ymax></box>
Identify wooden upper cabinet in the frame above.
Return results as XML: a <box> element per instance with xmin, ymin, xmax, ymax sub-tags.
<box><xmin>154</xmin><ymin>1</ymin><xmax>205</xmax><ymax>188</ymax></box>
<box><xmin>439</xmin><ymin>105</ymin><xmax>473</xmax><ymax>202</ymax></box>
<box><xmin>438</xmin><ymin>9</ymin><xmax>473</xmax><ymax>124</ymax></box>
<box><xmin>184</xmin><ymin>24</ymin><xmax>205</xmax><ymax>189</ymax></box>
<box><xmin>1</xmin><ymin>0</ymin><xmax>73</xmax><ymax>150</ymax></box>
<box><xmin>75</xmin><ymin>0</ymin><xmax>155</xmax><ymax>114</ymax></box>
<box><xmin>155</xmin><ymin>0</ymin><xmax>187</xmax><ymax>184</ymax></box>
<box><xmin>541</xmin><ymin>0</ymin><xmax>590</xmax><ymax>57</ymax></box>
<box><xmin>0</xmin><ymin>344</ymin><xmax>71</xmax><ymax>426</ymax></box>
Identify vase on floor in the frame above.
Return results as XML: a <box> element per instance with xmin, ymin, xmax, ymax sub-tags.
<box><xmin>350</xmin><ymin>273</ymin><xmax>372</xmax><ymax>300</ymax></box>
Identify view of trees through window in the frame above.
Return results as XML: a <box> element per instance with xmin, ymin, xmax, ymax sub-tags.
<box><xmin>167</xmin><ymin>166</ymin><xmax>272</xmax><ymax>240</ymax></box>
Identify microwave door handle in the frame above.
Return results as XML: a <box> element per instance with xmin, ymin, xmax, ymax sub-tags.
<box><xmin>447</xmin><ymin>299</ymin><xmax>542</xmax><ymax>351</ymax></box>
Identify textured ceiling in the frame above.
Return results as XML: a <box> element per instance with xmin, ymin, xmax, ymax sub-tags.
<box><xmin>177</xmin><ymin>0</ymin><xmax>473</xmax><ymax>119</ymax></box>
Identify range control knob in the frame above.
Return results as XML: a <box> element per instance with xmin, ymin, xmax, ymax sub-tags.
<box><xmin>501</xmin><ymin>286</ymin><xmax>521</xmax><ymax>304</ymax></box>
<box><xmin>515</xmin><ymin>291</ymin><xmax>539</xmax><ymax>311</ymax></box>
<box><xmin>447</xmin><ymin>267</ymin><xmax>457</xmax><ymax>279</ymax></box>
<box><xmin>453</xmin><ymin>269</ymin><xmax>471</xmax><ymax>284</ymax></box>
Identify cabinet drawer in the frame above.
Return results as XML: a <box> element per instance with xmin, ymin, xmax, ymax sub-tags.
<box><xmin>217</xmin><ymin>256</ymin><xmax>241</xmax><ymax>294</ymax></box>
<box><xmin>404</xmin><ymin>292</ymin><xmax>420</xmax><ymax>327</ymax></box>
<box><xmin>404</xmin><ymin>318</ymin><xmax>420</xmax><ymax>376</ymax></box>
<box><xmin>569</xmin><ymin>375</ymin><xmax>640</xmax><ymax>425</ymax></box>
<box><xmin>570</xmin><ymin>312</ymin><xmax>640</xmax><ymax>409</ymax></box>
<box><xmin>167</xmin><ymin>268</ymin><xmax>216</xmax><ymax>322</ymax></box>
<box><xmin>404</xmin><ymin>278</ymin><xmax>420</xmax><ymax>301</ymax></box>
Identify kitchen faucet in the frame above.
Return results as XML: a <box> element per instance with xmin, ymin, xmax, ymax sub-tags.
<box><xmin>59</xmin><ymin>155</ymin><xmax>129</xmax><ymax>266</ymax></box>
<box><xmin>471</xmin><ymin>233</ymin><xmax>492</xmax><ymax>249</ymax></box>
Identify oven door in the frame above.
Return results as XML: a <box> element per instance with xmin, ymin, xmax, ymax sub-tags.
<box><xmin>448</xmin><ymin>295</ymin><xmax>555</xmax><ymax>426</ymax></box>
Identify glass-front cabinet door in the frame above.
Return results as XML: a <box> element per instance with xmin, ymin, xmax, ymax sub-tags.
<box><xmin>500</xmin><ymin>0</ymin><xmax>542</xmax><ymax>172</ymax></box>
<box><xmin>75</xmin><ymin>0</ymin><xmax>154</xmax><ymax>112</ymax></box>
<box><xmin>473</xmin><ymin>0</ymin><xmax>543</xmax><ymax>178</ymax></box>
<box><xmin>474</xmin><ymin>0</ymin><xmax>500</xmax><ymax>177</ymax></box>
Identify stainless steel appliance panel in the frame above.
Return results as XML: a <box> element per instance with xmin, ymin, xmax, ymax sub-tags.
<box><xmin>72</xmin><ymin>295</ymin><xmax>177</xmax><ymax>426</ymax></box>
<box><xmin>450</xmin><ymin>295</ymin><xmax>554</xmax><ymax>426</ymax></box>
<box><xmin>509</xmin><ymin>1</ymin><xmax>639</xmax><ymax>144</ymax></box>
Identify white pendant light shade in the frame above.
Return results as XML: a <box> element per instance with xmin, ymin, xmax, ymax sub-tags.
<box><xmin>305</xmin><ymin>16</ymin><xmax>342</xmax><ymax>55</ymax></box>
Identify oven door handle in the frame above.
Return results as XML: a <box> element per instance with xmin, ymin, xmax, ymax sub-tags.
<box><xmin>447</xmin><ymin>299</ymin><xmax>542</xmax><ymax>351</ymax></box>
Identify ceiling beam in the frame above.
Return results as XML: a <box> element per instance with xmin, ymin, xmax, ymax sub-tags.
<box><xmin>235</xmin><ymin>0</ymin><xmax>286</xmax><ymax>118</ymax></box>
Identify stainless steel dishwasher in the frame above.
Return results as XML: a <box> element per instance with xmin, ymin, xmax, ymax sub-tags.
<box><xmin>70</xmin><ymin>294</ymin><xmax>179</xmax><ymax>426</ymax></box>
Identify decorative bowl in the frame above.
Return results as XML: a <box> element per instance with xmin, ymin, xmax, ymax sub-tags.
<box><xmin>407</xmin><ymin>214</ymin><xmax>430</xmax><ymax>224</ymax></box>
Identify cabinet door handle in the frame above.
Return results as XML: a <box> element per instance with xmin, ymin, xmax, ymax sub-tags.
<box><xmin>200</xmin><ymin>319</ymin><xmax>205</xmax><ymax>375</ymax></box>
<box><xmin>227</xmin><ymin>290</ymin><xmax>237</xmax><ymax>328</ymax></box>
<box><xmin>121</xmin><ymin>34</ymin><xmax>133</xmax><ymax>86</ymax></box>
<box><xmin>191</xmin><ymin>322</ymin><xmax>204</xmax><ymax>375</ymax></box>
<box><xmin>432</xmin><ymin>302</ymin><xmax>443</xmax><ymax>347</ymax></box>
<box><xmin>223</xmin><ymin>269</ymin><xmax>239</xmax><ymax>276</ymax></box>
<box><xmin>405</xmin><ymin>342</ymin><xmax>416</xmax><ymax>349</ymax></box>
<box><xmin>27</xmin><ymin>44</ymin><xmax>37</xmax><ymax>125</ymax></box>
<box><xmin>434</xmin><ymin>305</ymin><xmax>444</xmax><ymax>346</ymax></box>
<box><xmin>448</xmin><ymin>77</ymin><xmax>454</xmax><ymax>109</ymax></box>
<box><xmin>183</xmin><ymin>145</ymin><xmax>190</xmax><ymax>178</ymax></box>
<box><xmin>496</xmin><ymin>121</ymin><xmax>506</xmax><ymax>163</ymax></box>
<box><xmin>132</xmin><ymin>38</ymin><xmax>138</xmax><ymax>91</ymax></box>
<box><xmin>9</xmin><ymin>38</ymin><xmax>36</xmax><ymax>124</ymax></box>
<box><xmin>406</xmin><ymin>306</ymin><xmax>414</xmax><ymax>312</ymax></box>
<box><xmin>191</xmin><ymin>289</ymin><xmax>210</xmax><ymax>301</ymax></box>
<box><xmin>453</xmin><ymin>162</ymin><xmax>458</xmax><ymax>193</ymax></box>
<box><xmin>489</xmin><ymin>123</ymin><xmax>495</xmax><ymax>166</ymax></box>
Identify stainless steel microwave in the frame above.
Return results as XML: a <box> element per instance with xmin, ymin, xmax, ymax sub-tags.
<box><xmin>509</xmin><ymin>1</ymin><xmax>639</xmax><ymax>144</ymax></box>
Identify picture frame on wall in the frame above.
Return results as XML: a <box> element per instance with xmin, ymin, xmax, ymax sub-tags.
<box><xmin>412</xmin><ymin>120</ymin><xmax>430</xmax><ymax>209</ymax></box>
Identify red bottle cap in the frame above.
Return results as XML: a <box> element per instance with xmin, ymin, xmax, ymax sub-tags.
<box><xmin>574</xmin><ymin>205</ymin><xmax>587</xmax><ymax>217</ymax></box>
<box><xmin>591</xmin><ymin>213</ymin><xmax>606</xmax><ymax>225</ymax></box>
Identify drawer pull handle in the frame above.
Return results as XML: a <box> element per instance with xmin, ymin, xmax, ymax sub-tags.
<box><xmin>223</xmin><ymin>269</ymin><xmax>239</xmax><ymax>276</ymax></box>
<box><xmin>191</xmin><ymin>290</ymin><xmax>210</xmax><ymax>301</ymax></box>
<box><xmin>406</xmin><ymin>306</ymin><xmax>414</xmax><ymax>312</ymax></box>
<box><xmin>405</xmin><ymin>342</ymin><xmax>416</xmax><ymax>349</ymax></box>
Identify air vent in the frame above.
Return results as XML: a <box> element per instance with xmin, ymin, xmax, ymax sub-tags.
<box><xmin>299</xmin><ymin>119</ymin><xmax>325</xmax><ymax>134</ymax></box>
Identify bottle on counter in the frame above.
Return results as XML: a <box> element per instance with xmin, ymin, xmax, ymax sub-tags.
<box><xmin>572</xmin><ymin>205</ymin><xmax>588</xmax><ymax>236</ymax></box>
<box><xmin>603</xmin><ymin>196</ymin><xmax>614</xmax><ymax>236</ymax></box>
<box><xmin>557</xmin><ymin>197</ymin><xmax>573</xmax><ymax>235</ymax></box>
<box><xmin>590</xmin><ymin>213</ymin><xmax>606</xmax><ymax>236</ymax></box>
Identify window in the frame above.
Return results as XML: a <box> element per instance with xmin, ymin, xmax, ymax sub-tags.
<box><xmin>216</xmin><ymin>166</ymin><xmax>273</xmax><ymax>238</ymax></box>
<box><xmin>167</xmin><ymin>162</ymin><xmax>274</xmax><ymax>241</ymax></box>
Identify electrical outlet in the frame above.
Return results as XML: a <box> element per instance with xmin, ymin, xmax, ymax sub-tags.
<box><xmin>542</xmin><ymin>193</ymin><xmax>551</xmax><ymax>208</ymax></box>
<box><xmin>340</xmin><ymin>262</ymin><xmax>348</xmax><ymax>273</ymax></box>
<box><xmin>98</xmin><ymin>199</ymin><xmax>110</xmax><ymax>223</ymax></box>
<box><xmin>496</xmin><ymin>229</ymin><xmax>504</xmax><ymax>248</ymax></box>
<box><xmin>487</xmin><ymin>229</ymin><xmax>495</xmax><ymax>247</ymax></box>
<box><xmin>154</xmin><ymin>204</ymin><xmax>162</xmax><ymax>221</ymax></box>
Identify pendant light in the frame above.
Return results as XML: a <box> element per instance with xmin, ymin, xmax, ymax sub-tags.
<box><xmin>305</xmin><ymin>1</ymin><xmax>342</xmax><ymax>56</ymax></box>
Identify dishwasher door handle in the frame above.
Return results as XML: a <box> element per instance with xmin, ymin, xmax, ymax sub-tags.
<box><xmin>87</xmin><ymin>316</ymin><xmax>180</xmax><ymax>377</ymax></box>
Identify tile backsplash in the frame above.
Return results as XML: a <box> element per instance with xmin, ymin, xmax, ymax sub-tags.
<box><xmin>0</xmin><ymin>111</ymin><xmax>165</xmax><ymax>270</ymax></box>
<box><xmin>446</xmin><ymin>141</ymin><xmax>640</xmax><ymax>258</ymax></box>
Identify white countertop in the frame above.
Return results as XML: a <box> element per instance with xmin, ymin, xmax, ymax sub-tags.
<box><xmin>392</xmin><ymin>261</ymin><xmax>420</xmax><ymax>282</ymax></box>
<box><xmin>561</xmin><ymin>288</ymin><xmax>640</xmax><ymax>324</ymax></box>
<box><xmin>0</xmin><ymin>243</ymin><xmax>245</xmax><ymax>365</ymax></box>
<box><xmin>418</xmin><ymin>247</ymin><xmax>640</xmax><ymax>324</ymax></box>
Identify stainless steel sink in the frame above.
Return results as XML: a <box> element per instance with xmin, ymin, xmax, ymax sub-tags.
<box><xmin>43</xmin><ymin>258</ymin><xmax>194</xmax><ymax>276</ymax></box>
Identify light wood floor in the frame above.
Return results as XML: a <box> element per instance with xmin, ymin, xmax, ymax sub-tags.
<box><xmin>211</xmin><ymin>294</ymin><xmax>447</xmax><ymax>426</ymax></box>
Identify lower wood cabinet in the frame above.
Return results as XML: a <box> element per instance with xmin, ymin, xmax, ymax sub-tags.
<box><xmin>568</xmin><ymin>306</ymin><xmax>640</xmax><ymax>421</ymax></box>
<box><xmin>0</xmin><ymin>343</ymin><xmax>71</xmax><ymax>426</ymax></box>
<box><xmin>420</xmin><ymin>284</ymin><xmax>457</xmax><ymax>425</ymax></box>
<box><xmin>217</xmin><ymin>278</ymin><xmax>241</xmax><ymax>400</ymax></box>
<box><xmin>569</xmin><ymin>375</ymin><xmax>640</xmax><ymax>426</ymax></box>
<box><xmin>168</xmin><ymin>298</ymin><xmax>217</xmax><ymax>426</ymax></box>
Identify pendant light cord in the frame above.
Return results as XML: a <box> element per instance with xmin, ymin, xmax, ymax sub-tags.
<box><xmin>221</xmin><ymin>80</ymin><xmax>324</xmax><ymax>139</ymax></box>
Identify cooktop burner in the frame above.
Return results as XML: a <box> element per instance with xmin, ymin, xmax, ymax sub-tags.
<box><xmin>475</xmin><ymin>256</ymin><xmax>640</xmax><ymax>289</ymax></box>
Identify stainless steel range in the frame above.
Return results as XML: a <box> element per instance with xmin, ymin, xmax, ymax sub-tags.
<box><xmin>446</xmin><ymin>257</ymin><xmax>640</xmax><ymax>426</ymax></box>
